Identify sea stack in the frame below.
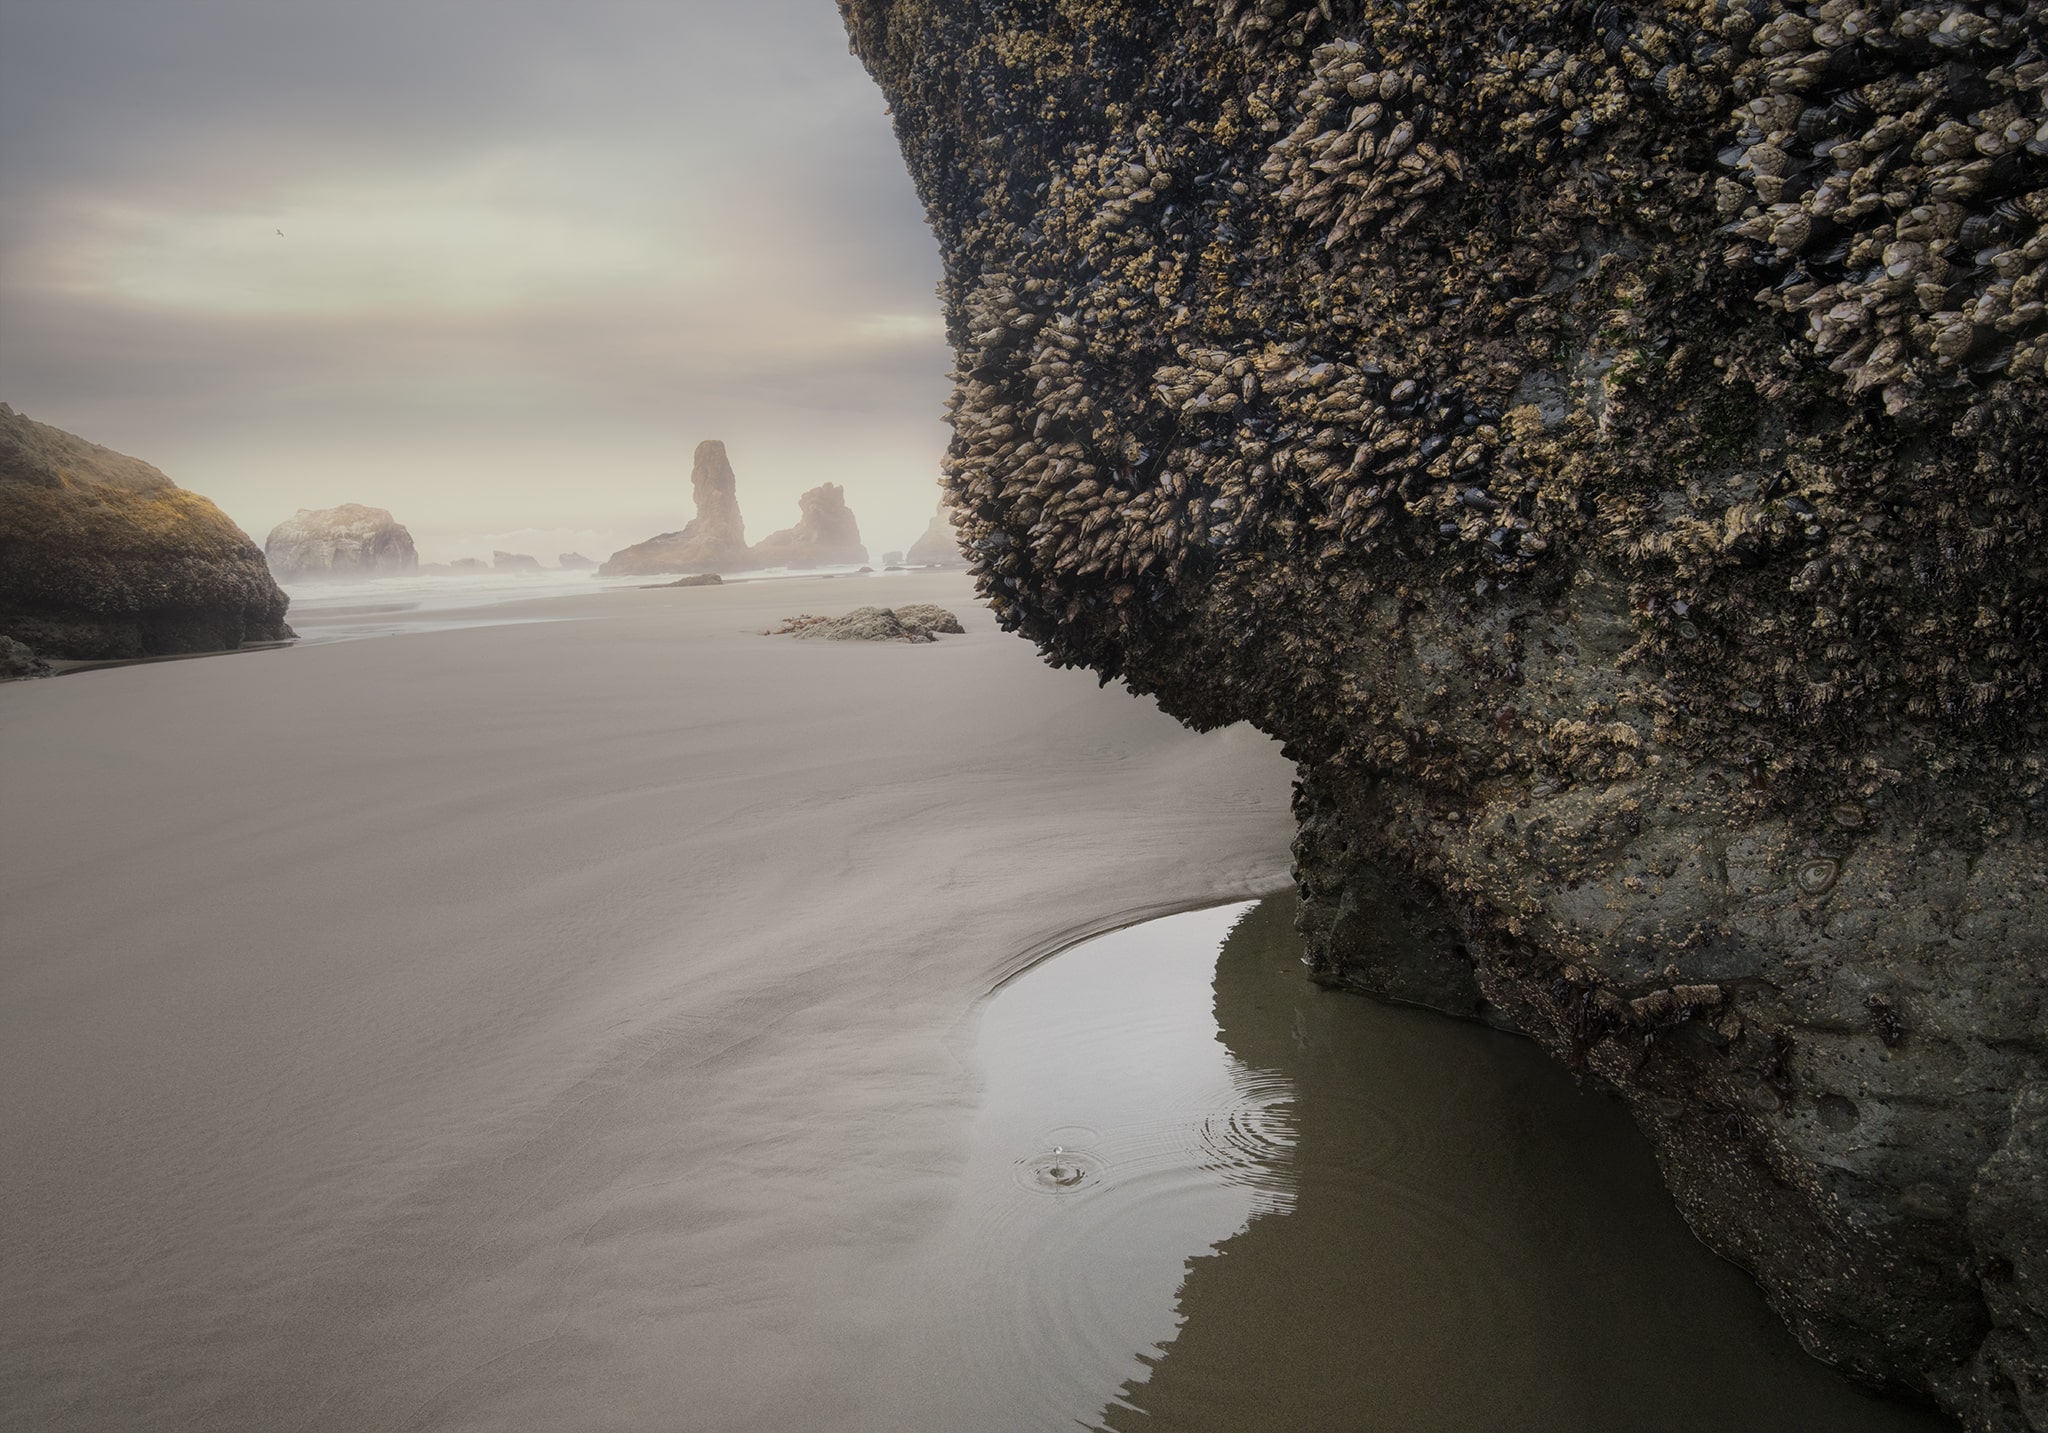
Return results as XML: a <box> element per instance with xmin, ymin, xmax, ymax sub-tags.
<box><xmin>841</xmin><ymin>4</ymin><xmax>2048</xmax><ymax>1426</ymax></box>
<box><xmin>492</xmin><ymin>551</ymin><xmax>542</xmax><ymax>573</ymax></box>
<box><xmin>0</xmin><ymin>402</ymin><xmax>292</xmax><ymax>660</ymax></box>
<box><xmin>599</xmin><ymin>440</ymin><xmax>752</xmax><ymax>577</ymax></box>
<box><xmin>905</xmin><ymin>502</ymin><xmax>964</xmax><ymax>567</ymax></box>
<box><xmin>557</xmin><ymin>552</ymin><xmax>597</xmax><ymax>570</ymax></box>
<box><xmin>265</xmin><ymin>505</ymin><xmax>418</xmax><ymax>581</ymax></box>
<box><xmin>748</xmin><ymin>483</ymin><xmax>868</xmax><ymax>569</ymax></box>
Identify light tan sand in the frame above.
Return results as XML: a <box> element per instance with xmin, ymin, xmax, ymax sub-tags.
<box><xmin>0</xmin><ymin>571</ymin><xmax>1295</xmax><ymax>1431</ymax></box>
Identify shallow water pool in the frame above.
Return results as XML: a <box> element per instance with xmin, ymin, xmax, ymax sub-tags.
<box><xmin>887</xmin><ymin>897</ymin><xmax>1950</xmax><ymax>1432</ymax></box>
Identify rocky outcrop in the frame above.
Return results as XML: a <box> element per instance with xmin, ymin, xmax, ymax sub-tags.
<box><xmin>264</xmin><ymin>504</ymin><xmax>416</xmax><ymax>581</ymax></box>
<box><xmin>647</xmin><ymin>573</ymin><xmax>723</xmax><ymax>588</ymax></box>
<box><xmin>558</xmin><ymin>552</ymin><xmax>597</xmax><ymax>570</ymax></box>
<box><xmin>600</xmin><ymin>440</ymin><xmax>752</xmax><ymax>576</ymax></box>
<box><xmin>843</xmin><ymin>3</ymin><xmax>2047</xmax><ymax>1428</ymax></box>
<box><xmin>0</xmin><ymin>403</ymin><xmax>291</xmax><ymax>659</ymax></box>
<box><xmin>768</xmin><ymin>605</ymin><xmax>962</xmax><ymax>642</ymax></box>
<box><xmin>0</xmin><ymin>635</ymin><xmax>50</xmax><ymax>681</ymax></box>
<box><xmin>492</xmin><ymin>551</ymin><xmax>542</xmax><ymax>572</ymax></box>
<box><xmin>905</xmin><ymin>502</ymin><xmax>966</xmax><ymax>566</ymax></box>
<box><xmin>748</xmin><ymin>483</ymin><xmax>870</xmax><ymax>569</ymax></box>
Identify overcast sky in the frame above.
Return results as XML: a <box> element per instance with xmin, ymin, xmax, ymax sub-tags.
<box><xmin>0</xmin><ymin>0</ymin><xmax>953</xmax><ymax>562</ymax></box>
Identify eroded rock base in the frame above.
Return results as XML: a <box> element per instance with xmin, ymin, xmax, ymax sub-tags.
<box><xmin>1294</xmin><ymin>767</ymin><xmax>2042</xmax><ymax>1426</ymax></box>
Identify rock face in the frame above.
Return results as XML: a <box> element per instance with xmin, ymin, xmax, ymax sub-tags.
<box><xmin>843</xmin><ymin>4</ymin><xmax>2047</xmax><ymax>1428</ymax></box>
<box><xmin>905</xmin><ymin>502</ymin><xmax>966</xmax><ymax>566</ymax></box>
<box><xmin>558</xmin><ymin>552</ymin><xmax>597</xmax><ymax>570</ymax></box>
<box><xmin>748</xmin><ymin>483</ymin><xmax>870</xmax><ymax>569</ymax></box>
<box><xmin>599</xmin><ymin>440</ymin><xmax>752</xmax><ymax>576</ymax></box>
<box><xmin>264</xmin><ymin>504</ymin><xmax>416</xmax><ymax>582</ymax></box>
<box><xmin>492</xmin><ymin>551</ymin><xmax>542</xmax><ymax>572</ymax></box>
<box><xmin>0</xmin><ymin>403</ymin><xmax>292</xmax><ymax>659</ymax></box>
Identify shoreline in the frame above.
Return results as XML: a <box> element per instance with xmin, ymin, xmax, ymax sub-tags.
<box><xmin>0</xmin><ymin>569</ymin><xmax>1298</xmax><ymax>1431</ymax></box>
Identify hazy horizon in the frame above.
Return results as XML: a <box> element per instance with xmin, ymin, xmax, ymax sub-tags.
<box><xmin>0</xmin><ymin>0</ymin><xmax>955</xmax><ymax>564</ymax></box>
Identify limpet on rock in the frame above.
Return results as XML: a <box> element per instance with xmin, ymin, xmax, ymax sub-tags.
<box><xmin>1795</xmin><ymin>857</ymin><xmax>1841</xmax><ymax>894</ymax></box>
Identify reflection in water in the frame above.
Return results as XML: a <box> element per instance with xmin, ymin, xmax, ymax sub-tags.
<box><xmin>882</xmin><ymin>903</ymin><xmax>1290</xmax><ymax>1431</ymax></box>
<box><xmin>902</xmin><ymin>896</ymin><xmax>1949</xmax><ymax>1432</ymax></box>
<box><xmin>1097</xmin><ymin>897</ymin><xmax>1949</xmax><ymax>1433</ymax></box>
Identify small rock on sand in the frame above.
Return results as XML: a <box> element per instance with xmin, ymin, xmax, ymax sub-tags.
<box><xmin>767</xmin><ymin>606</ymin><xmax>964</xmax><ymax>642</ymax></box>
<box><xmin>645</xmin><ymin>573</ymin><xmax>724</xmax><ymax>588</ymax></box>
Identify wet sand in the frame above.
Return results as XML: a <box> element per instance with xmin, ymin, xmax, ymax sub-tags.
<box><xmin>0</xmin><ymin>571</ymin><xmax>1296</xmax><ymax>1431</ymax></box>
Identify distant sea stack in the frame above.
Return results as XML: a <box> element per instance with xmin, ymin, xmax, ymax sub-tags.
<box><xmin>749</xmin><ymin>483</ymin><xmax>868</xmax><ymax>570</ymax></box>
<box><xmin>600</xmin><ymin>440</ymin><xmax>752</xmax><ymax>577</ymax></box>
<box><xmin>0</xmin><ymin>402</ymin><xmax>291</xmax><ymax>660</ymax></box>
<box><xmin>558</xmin><ymin>552</ymin><xmax>597</xmax><ymax>571</ymax></box>
<box><xmin>493</xmin><ymin>551</ymin><xmax>542</xmax><ymax>573</ymax></box>
<box><xmin>905</xmin><ymin>502</ymin><xmax>964</xmax><ymax>567</ymax></box>
<box><xmin>265</xmin><ymin>504</ymin><xmax>418</xmax><ymax>581</ymax></box>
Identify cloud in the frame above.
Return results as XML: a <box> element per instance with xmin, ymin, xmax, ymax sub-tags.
<box><xmin>0</xmin><ymin>0</ymin><xmax>955</xmax><ymax>554</ymax></box>
<box><xmin>47</xmin><ymin>152</ymin><xmax>704</xmax><ymax>319</ymax></box>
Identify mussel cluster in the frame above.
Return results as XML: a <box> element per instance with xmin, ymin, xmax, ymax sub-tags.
<box><xmin>1262</xmin><ymin>42</ymin><xmax>1465</xmax><ymax>244</ymax></box>
<box><xmin>1213</xmin><ymin>0</ymin><xmax>1336</xmax><ymax>56</ymax></box>
<box><xmin>1713</xmin><ymin>2</ymin><xmax>2048</xmax><ymax>411</ymax></box>
<box><xmin>857</xmin><ymin>0</ymin><xmax>2045</xmax><ymax>779</ymax></box>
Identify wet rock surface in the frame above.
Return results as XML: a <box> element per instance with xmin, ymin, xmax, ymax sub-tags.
<box><xmin>0</xmin><ymin>403</ymin><xmax>291</xmax><ymax>659</ymax></box>
<box><xmin>265</xmin><ymin>504</ymin><xmax>417</xmax><ymax>581</ymax></box>
<box><xmin>841</xmin><ymin>2</ymin><xmax>2047</xmax><ymax>1427</ymax></box>
<box><xmin>600</xmin><ymin>439</ymin><xmax>753</xmax><ymax>577</ymax></box>
<box><xmin>748</xmin><ymin>482</ymin><xmax>871</xmax><ymax>569</ymax></box>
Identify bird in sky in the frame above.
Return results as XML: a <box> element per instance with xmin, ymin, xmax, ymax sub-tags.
<box><xmin>276</xmin><ymin>228</ymin><xmax>284</xmax><ymax>237</ymax></box>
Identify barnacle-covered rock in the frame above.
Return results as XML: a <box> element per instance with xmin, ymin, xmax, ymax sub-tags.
<box><xmin>841</xmin><ymin>2</ymin><xmax>2047</xmax><ymax>1427</ymax></box>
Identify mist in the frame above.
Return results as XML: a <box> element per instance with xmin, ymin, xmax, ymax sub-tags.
<box><xmin>0</xmin><ymin>0</ymin><xmax>954</xmax><ymax>560</ymax></box>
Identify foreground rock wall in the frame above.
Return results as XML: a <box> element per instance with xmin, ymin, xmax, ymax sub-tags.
<box><xmin>840</xmin><ymin>2</ymin><xmax>2047</xmax><ymax>1426</ymax></box>
<box><xmin>0</xmin><ymin>404</ymin><xmax>290</xmax><ymax>659</ymax></box>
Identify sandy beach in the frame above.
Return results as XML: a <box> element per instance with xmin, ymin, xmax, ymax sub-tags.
<box><xmin>0</xmin><ymin>571</ymin><xmax>1297</xmax><ymax>1431</ymax></box>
